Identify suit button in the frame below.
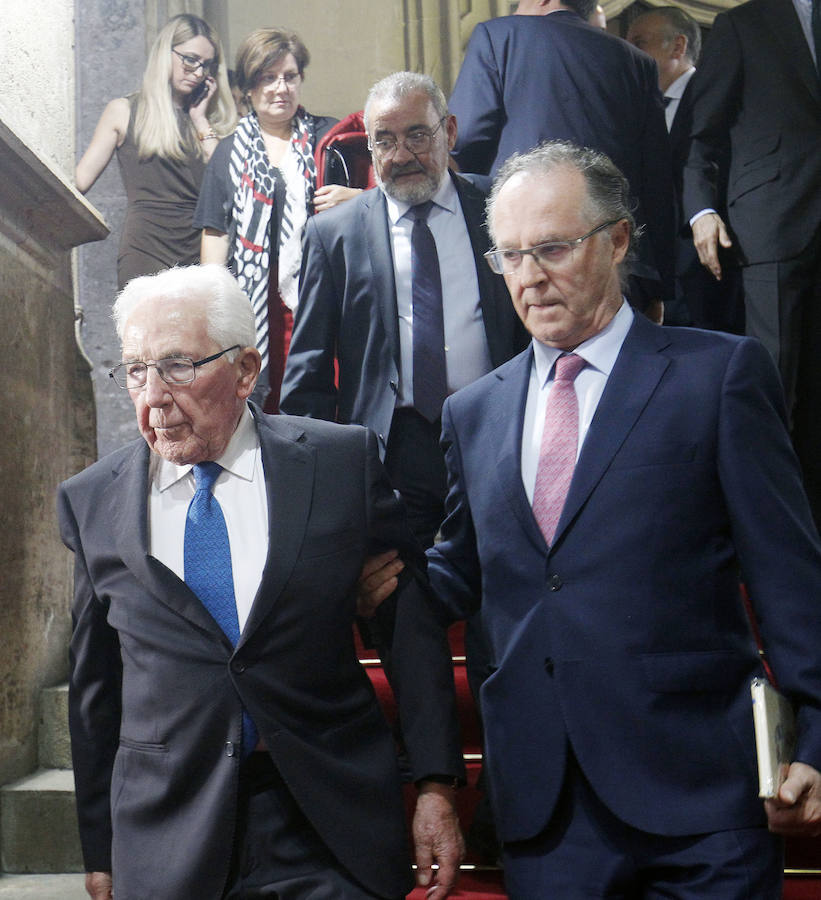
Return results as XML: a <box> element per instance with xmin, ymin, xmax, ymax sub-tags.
<box><xmin>549</xmin><ymin>574</ymin><xmax>562</xmax><ymax>591</ymax></box>
<box><xmin>225</xmin><ymin>741</ymin><xmax>236</xmax><ymax>757</ymax></box>
<box><xmin>232</xmin><ymin>660</ymin><xmax>247</xmax><ymax>674</ymax></box>
<box><xmin>544</xmin><ymin>657</ymin><xmax>554</xmax><ymax>675</ymax></box>
<box><xmin>389</xmin><ymin>380</ymin><xmax>398</xmax><ymax>393</ymax></box>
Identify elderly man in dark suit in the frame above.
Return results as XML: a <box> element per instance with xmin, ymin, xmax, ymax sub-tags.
<box><xmin>281</xmin><ymin>71</ymin><xmax>525</xmax><ymax>551</ymax></box>
<box><xmin>448</xmin><ymin>0</ymin><xmax>675</xmax><ymax>316</ymax></box>
<box><xmin>682</xmin><ymin>0</ymin><xmax>821</xmax><ymax>527</ymax></box>
<box><xmin>58</xmin><ymin>264</ymin><xmax>464</xmax><ymax>900</ymax></box>
<box><xmin>368</xmin><ymin>141</ymin><xmax>821</xmax><ymax>897</ymax></box>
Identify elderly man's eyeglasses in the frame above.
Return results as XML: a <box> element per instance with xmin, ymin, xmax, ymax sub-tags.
<box><xmin>172</xmin><ymin>48</ymin><xmax>218</xmax><ymax>77</ymax></box>
<box><xmin>109</xmin><ymin>346</ymin><xmax>241</xmax><ymax>390</ymax></box>
<box><xmin>484</xmin><ymin>219</ymin><xmax>623</xmax><ymax>275</ymax></box>
<box><xmin>369</xmin><ymin>117</ymin><xmax>447</xmax><ymax>159</ymax></box>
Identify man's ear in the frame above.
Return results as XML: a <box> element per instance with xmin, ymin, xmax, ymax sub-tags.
<box><xmin>610</xmin><ymin>219</ymin><xmax>631</xmax><ymax>266</ymax></box>
<box><xmin>235</xmin><ymin>347</ymin><xmax>261</xmax><ymax>400</ymax></box>
<box><xmin>445</xmin><ymin>114</ymin><xmax>458</xmax><ymax>153</ymax></box>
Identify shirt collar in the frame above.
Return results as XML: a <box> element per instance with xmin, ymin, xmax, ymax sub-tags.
<box><xmin>384</xmin><ymin>171</ymin><xmax>457</xmax><ymax>225</ymax></box>
<box><xmin>665</xmin><ymin>66</ymin><xmax>696</xmax><ymax>101</ymax></box>
<box><xmin>532</xmin><ymin>300</ymin><xmax>634</xmax><ymax>388</ymax></box>
<box><xmin>153</xmin><ymin>404</ymin><xmax>260</xmax><ymax>492</ymax></box>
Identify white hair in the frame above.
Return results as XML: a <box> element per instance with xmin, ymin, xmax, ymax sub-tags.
<box><xmin>112</xmin><ymin>265</ymin><xmax>255</xmax><ymax>356</ymax></box>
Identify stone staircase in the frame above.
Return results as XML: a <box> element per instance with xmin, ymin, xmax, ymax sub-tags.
<box><xmin>0</xmin><ymin>684</ymin><xmax>86</xmax><ymax>897</ymax></box>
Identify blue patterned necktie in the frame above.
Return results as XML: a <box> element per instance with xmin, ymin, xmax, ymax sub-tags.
<box><xmin>410</xmin><ymin>200</ymin><xmax>448</xmax><ymax>422</ymax></box>
<box><xmin>184</xmin><ymin>462</ymin><xmax>258</xmax><ymax>756</ymax></box>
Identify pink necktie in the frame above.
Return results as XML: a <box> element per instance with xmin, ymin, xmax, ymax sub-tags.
<box><xmin>532</xmin><ymin>353</ymin><xmax>587</xmax><ymax>546</ymax></box>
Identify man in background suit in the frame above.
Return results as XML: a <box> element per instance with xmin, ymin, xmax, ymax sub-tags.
<box><xmin>281</xmin><ymin>71</ymin><xmax>525</xmax><ymax>550</ymax></box>
<box><xmin>448</xmin><ymin>0</ymin><xmax>676</xmax><ymax>316</ymax></box>
<box><xmin>682</xmin><ymin>0</ymin><xmax>821</xmax><ymax>526</ymax></box>
<box><xmin>58</xmin><ymin>265</ymin><xmax>464</xmax><ymax>900</ymax></box>
<box><xmin>627</xmin><ymin>6</ymin><xmax>744</xmax><ymax>331</ymax></box>
<box><xmin>418</xmin><ymin>142</ymin><xmax>821</xmax><ymax>896</ymax></box>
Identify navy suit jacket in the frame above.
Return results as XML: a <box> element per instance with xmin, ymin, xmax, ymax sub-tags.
<box><xmin>427</xmin><ymin>312</ymin><xmax>821</xmax><ymax>842</ymax></box>
<box><xmin>59</xmin><ymin>409</ymin><xmax>463</xmax><ymax>899</ymax></box>
<box><xmin>682</xmin><ymin>0</ymin><xmax>821</xmax><ymax>264</ymax></box>
<box><xmin>449</xmin><ymin>11</ymin><xmax>675</xmax><ymax>296</ymax></box>
<box><xmin>280</xmin><ymin>173</ymin><xmax>526</xmax><ymax>455</ymax></box>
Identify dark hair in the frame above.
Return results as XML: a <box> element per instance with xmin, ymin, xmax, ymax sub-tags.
<box><xmin>487</xmin><ymin>140</ymin><xmax>639</xmax><ymax>281</ymax></box>
<box><xmin>235</xmin><ymin>27</ymin><xmax>310</xmax><ymax>95</ymax></box>
<box><xmin>645</xmin><ymin>6</ymin><xmax>702</xmax><ymax>64</ymax></box>
<box><xmin>563</xmin><ymin>0</ymin><xmax>598</xmax><ymax>21</ymax></box>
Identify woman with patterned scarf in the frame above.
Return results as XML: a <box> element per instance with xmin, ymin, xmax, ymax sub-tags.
<box><xmin>195</xmin><ymin>27</ymin><xmax>360</xmax><ymax>412</ymax></box>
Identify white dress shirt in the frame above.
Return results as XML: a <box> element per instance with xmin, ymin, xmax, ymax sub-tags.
<box><xmin>664</xmin><ymin>66</ymin><xmax>695</xmax><ymax>131</ymax></box>
<box><xmin>148</xmin><ymin>405</ymin><xmax>269</xmax><ymax>633</ymax></box>
<box><xmin>384</xmin><ymin>174</ymin><xmax>493</xmax><ymax>408</ymax></box>
<box><xmin>521</xmin><ymin>302</ymin><xmax>634</xmax><ymax>503</ymax></box>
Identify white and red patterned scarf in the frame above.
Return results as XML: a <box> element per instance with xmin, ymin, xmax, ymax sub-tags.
<box><xmin>228</xmin><ymin>108</ymin><xmax>318</xmax><ymax>371</ymax></box>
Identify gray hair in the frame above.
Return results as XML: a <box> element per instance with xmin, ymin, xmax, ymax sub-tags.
<box><xmin>112</xmin><ymin>264</ymin><xmax>255</xmax><ymax>356</ymax></box>
<box><xmin>364</xmin><ymin>71</ymin><xmax>448</xmax><ymax>132</ymax></box>
<box><xmin>644</xmin><ymin>6</ymin><xmax>702</xmax><ymax>64</ymax></box>
<box><xmin>487</xmin><ymin>140</ymin><xmax>640</xmax><ymax>274</ymax></box>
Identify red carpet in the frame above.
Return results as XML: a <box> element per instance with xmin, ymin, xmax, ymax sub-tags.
<box><xmin>359</xmin><ymin>622</ymin><xmax>821</xmax><ymax>897</ymax></box>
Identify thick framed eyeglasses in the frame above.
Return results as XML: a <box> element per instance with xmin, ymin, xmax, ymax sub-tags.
<box><xmin>109</xmin><ymin>345</ymin><xmax>241</xmax><ymax>390</ymax></box>
<box><xmin>172</xmin><ymin>48</ymin><xmax>218</xmax><ymax>77</ymax></box>
<box><xmin>369</xmin><ymin>117</ymin><xmax>447</xmax><ymax>159</ymax></box>
<box><xmin>484</xmin><ymin>219</ymin><xmax>623</xmax><ymax>275</ymax></box>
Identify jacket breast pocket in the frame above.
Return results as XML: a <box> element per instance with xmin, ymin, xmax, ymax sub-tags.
<box><xmin>608</xmin><ymin>441</ymin><xmax>698</xmax><ymax>471</ymax></box>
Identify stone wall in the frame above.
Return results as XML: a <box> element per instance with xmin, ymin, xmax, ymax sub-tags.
<box><xmin>0</xmin><ymin>7</ymin><xmax>107</xmax><ymax>784</ymax></box>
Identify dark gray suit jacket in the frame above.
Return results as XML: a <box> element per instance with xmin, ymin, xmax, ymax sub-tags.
<box><xmin>59</xmin><ymin>409</ymin><xmax>463</xmax><ymax>899</ymax></box>
<box><xmin>280</xmin><ymin>174</ymin><xmax>526</xmax><ymax>455</ymax></box>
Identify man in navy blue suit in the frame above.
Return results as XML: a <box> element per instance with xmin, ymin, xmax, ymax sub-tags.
<box><xmin>448</xmin><ymin>0</ymin><xmax>675</xmax><ymax>318</ymax></box>
<box><xmin>406</xmin><ymin>142</ymin><xmax>821</xmax><ymax>897</ymax></box>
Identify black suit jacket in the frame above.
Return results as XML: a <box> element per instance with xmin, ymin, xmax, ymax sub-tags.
<box><xmin>682</xmin><ymin>0</ymin><xmax>821</xmax><ymax>264</ymax></box>
<box><xmin>448</xmin><ymin>10</ymin><xmax>675</xmax><ymax>296</ymax></box>
<box><xmin>280</xmin><ymin>173</ymin><xmax>526</xmax><ymax>454</ymax></box>
<box><xmin>59</xmin><ymin>409</ymin><xmax>463</xmax><ymax>899</ymax></box>
<box><xmin>669</xmin><ymin>74</ymin><xmax>744</xmax><ymax>331</ymax></box>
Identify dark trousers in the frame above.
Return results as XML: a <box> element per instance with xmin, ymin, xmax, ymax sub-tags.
<box><xmin>223</xmin><ymin>753</ymin><xmax>383</xmax><ymax>899</ymax></box>
<box><xmin>502</xmin><ymin>756</ymin><xmax>783</xmax><ymax>900</ymax></box>
<box><xmin>742</xmin><ymin>223</ymin><xmax>821</xmax><ymax>529</ymax></box>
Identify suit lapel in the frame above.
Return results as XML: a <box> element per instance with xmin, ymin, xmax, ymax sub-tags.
<box><xmin>363</xmin><ymin>189</ymin><xmax>401</xmax><ymax>368</ymax></box>
<box><xmin>490</xmin><ymin>349</ymin><xmax>549</xmax><ymax>552</ymax></box>
<box><xmin>453</xmin><ymin>173</ymin><xmax>512</xmax><ymax>369</ymax></box>
<box><xmin>550</xmin><ymin>315</ymin><xmax>671</xmax><ymax>546</ymax></box>
<box><xmin>109</xmin><ymin>440</ymin><xmax>229</xmax><ymax>642</ymax></box>
<box><xmin>238</xmin><ymin>412</ymin><xmax>315</xmax><ymax>643</ymax></box>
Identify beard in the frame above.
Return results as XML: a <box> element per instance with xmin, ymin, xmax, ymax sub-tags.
<box><xmin>376</xmin><ymin>159</ymin><xmax>442</xmax><ymax>205</ymax></box>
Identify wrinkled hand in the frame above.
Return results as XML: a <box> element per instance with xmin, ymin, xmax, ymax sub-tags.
<box><xmin>356</xmin><ymin>549</ymin><xmax>404</xmax><ymax>618</ymax></box>
<box><xmin>85</xmin><ymin>871</ymin><xmax>113</xmax><ymax>900</ymax></box>
<box><xmin>313</xmin><ymin>184</ymin><xmax>362</xmax><ymax>213</ymax></box>
<box><xmin>691</xmin><ymin>212</ymin><xmax>732</xmax><ymax>280</ymax></box>
<box><xmin>765</xmin><ymin>762</ymin><xmax>821</xmax><ymax>836</ymax></box>
<box><xmin>413</xmin><ymin>782</ymin><xmax>465</xmax><ymax>899</ymax></box>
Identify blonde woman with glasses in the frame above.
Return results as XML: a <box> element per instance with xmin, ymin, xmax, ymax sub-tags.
<box><xmin>76</xmin><ymin>14</ymin><xmax>236</xmax><ymax>289</ymax></box>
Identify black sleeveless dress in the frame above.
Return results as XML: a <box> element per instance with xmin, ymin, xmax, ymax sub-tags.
<box><xmin>115</xmin><ymin>96</ymin><xmax>206</xmax><ymax>289</ymax></box>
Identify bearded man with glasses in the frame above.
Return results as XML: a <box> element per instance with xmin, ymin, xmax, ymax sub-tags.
<box><xmin>281</xmin><ymin>71</ymin><xmax>526</xmax><ymax>552</ymax></box>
